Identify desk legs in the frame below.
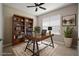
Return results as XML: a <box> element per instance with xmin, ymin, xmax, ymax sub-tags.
<box><xmin>32</xmin><ymin>41</ymin><xmax>35</xmax><ymax>55</ymax></box>
<box><xmin>24</xmin><ymin>40</ymin><xmax>30</xmax><ymax>51</ymax></box>
<box><xmin>36</xmin><ymin>41</ymin><xmax>39</xmax><ymax>56</ymax></box>
<box><xmin>24</xmin><ymin>40</ymin><xmax>39</xmax><ymax>56</ymax></box>
<box><xmin>24</xmin><ymin>37</ymin><xmax>53</xmax><ymax>56</ymax></box>
<box><xmin>32</xmin><ymin>41</ymin><xmax>39</xmax><ymax>56</ymax></box>
<box><xmin>51</xmin><ymin>36</ymin><xmax>54</xmax><ymax>48</ymax></box>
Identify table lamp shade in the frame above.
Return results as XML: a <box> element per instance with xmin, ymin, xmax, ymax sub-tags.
<box><xmin>48</xmin><ymin>27</ymin><xmax>52</xmax><ymax>30</ymax></box>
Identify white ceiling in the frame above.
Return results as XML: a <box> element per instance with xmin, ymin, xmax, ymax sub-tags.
<box><xmin>4</xmin><ymin>3</ymin><xmax>71</xmax><ymax>16</ymax></box>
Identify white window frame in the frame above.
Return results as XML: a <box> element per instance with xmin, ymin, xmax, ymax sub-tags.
<box><xmin>42</xmin><ymin>15</ymin><xmax>61</xmax><ymax>35</ymax></box>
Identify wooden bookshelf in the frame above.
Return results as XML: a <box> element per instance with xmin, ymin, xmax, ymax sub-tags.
<box><xmin>12</xmin><ymin>15</ymin><xmax>33</xmax><ymax>45</ymax></box>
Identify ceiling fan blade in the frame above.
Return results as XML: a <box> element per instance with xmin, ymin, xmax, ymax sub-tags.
<box><xmin>27</xmin><ymin>6</ymin><xmax>36</xmax><ymax>7</ymax></box>
<box><xmin>35</xmin><ymin>8</ymin><xmax>38</xmax><ymax>12</ymax></box>
<box><xmin>34</xmin><ymin>3</ymin><xmax>38</xmax><ymax>6</ymax></box>
<box><xmin>39</xmin><ymin>3</ymin><xmax>44</xmax><ymax>6</ymax></box>
<box><xmin>39</xmin><ymin>7</ymin><xmax>46</xmax><ymax>10</ymax></box>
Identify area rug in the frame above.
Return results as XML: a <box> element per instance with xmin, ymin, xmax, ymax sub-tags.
<box><xmin>12</xmin><ymin>41</ymin><xmax>58</xmax><ymax>56</ymax></box>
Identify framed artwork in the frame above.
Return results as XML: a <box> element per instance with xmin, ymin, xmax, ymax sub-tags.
<box><xmin>62</xmin><ymin>14</ymin><xmax>76</xmax><ymax>26</ymax></box>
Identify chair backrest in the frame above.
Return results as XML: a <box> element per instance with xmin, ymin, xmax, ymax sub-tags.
<box><xmin>26</xmin><ymin>28</ymin><xmax>33</xmax><ymax>36</ymax></box>
<box><xmin>41</xmin><ymin>29</ymin><xmax>47</xmax><ymax>35</ymax></box>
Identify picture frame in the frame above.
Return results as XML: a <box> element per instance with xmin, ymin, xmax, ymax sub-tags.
<box><xmin>62</xmin><ymin>14</ymin><xmax>76</xmax><ymax>26</ymax></box>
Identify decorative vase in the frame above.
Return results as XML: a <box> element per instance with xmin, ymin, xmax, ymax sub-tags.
<box><xmin>64</xmin><ymin>38</ymin><xmax>72</xmax><ymax>47</ymax></box>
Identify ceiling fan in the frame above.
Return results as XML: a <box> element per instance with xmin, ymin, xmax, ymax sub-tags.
<box><xmin>27</xmin><ymin>3</ymin><xmax>46</xmax><ymax>12</ymax></box>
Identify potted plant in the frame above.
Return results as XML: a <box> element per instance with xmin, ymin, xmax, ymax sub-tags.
<box><xmin>64</xmin><ymin>26</ymin><xmax>73</xmax><ymax>47</ymax></box>
<box><xmin>34</xmin><ymin>26</ymin><xmax>41</xmax><ymax>35</ymax></box>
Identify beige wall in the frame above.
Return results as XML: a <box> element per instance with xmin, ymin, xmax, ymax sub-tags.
<box><xmin>3</xmin><ymin>4</ymin><xmax>37</xmax><ymax>46</ymax></box>
<box><xmin>37</xmin><ymin>4</ymin><xmax>78</xmax><ymax>46</ymax></box>
<box><xmin>0</xmin><ymin>3</ymin><xmax>3</xmax><ymax>55</ymax></box>
<box><xmin>78</xmin><ymin>4</ymin><xmax>79</xmax><ymax>39</ymax></box>
<box><xmin>0</xmin><ymin>3</ymin><xmax>3</xmax><ymax>39</ymax></box>
<box><xmin>78</xmin><ymin>4</ymin><xmax>79</xmax><ymax>56</ymax></box>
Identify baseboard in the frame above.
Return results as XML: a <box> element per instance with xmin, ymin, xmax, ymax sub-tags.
<box><xmin>72</xmin><ymin>45</ymin><xmax>77</xmax><ymax>49</ymax></box>
<box><xmin>54</xmin><ymin>40</ymin><xmax>64</xmax><ymax>45</ymax></box>
<box><xmin>3</xmin><ymin>43</ymin><xmax>12</xmax><ymax>48</ymax></box>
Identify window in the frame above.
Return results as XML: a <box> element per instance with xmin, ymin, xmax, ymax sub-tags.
<box><xmin>42</xmin><ymin>15</ymin><xmax>61</xmax><ymax>35</ymax></box>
